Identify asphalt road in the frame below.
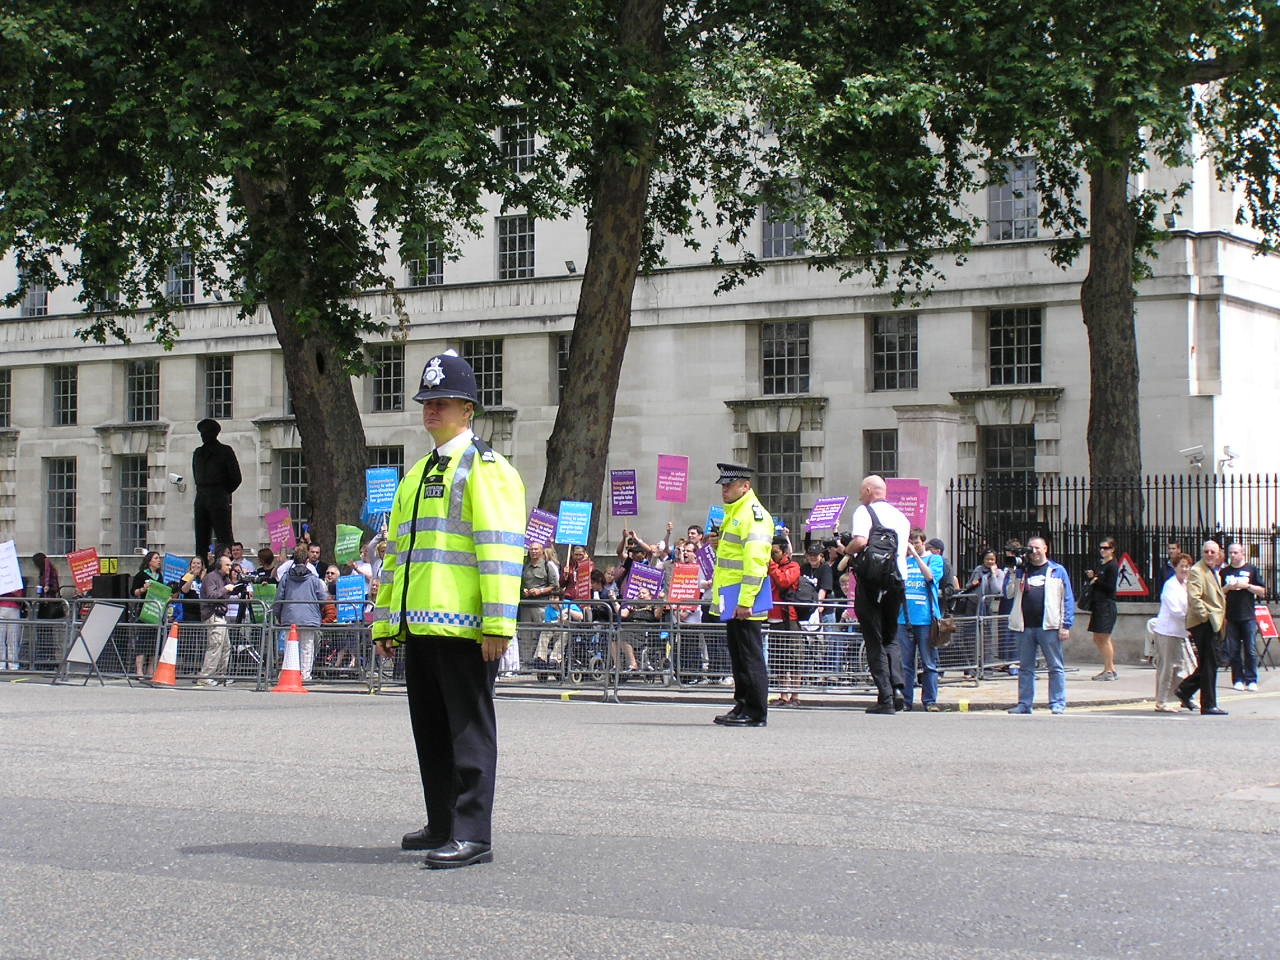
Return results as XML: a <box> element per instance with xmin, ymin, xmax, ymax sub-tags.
<box><xmin>2</xmin><ymin>680</ymin><xmax>1278</xmax><ymax>960</ymax></box>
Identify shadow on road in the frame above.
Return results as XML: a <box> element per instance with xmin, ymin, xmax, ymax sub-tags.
<box><xmin>179</xmin><ymin>841</ymin><xmax>410</xmax><ymax>864</ymax></box>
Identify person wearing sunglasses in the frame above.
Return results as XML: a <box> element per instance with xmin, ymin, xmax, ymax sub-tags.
<box><xmin>1084</xmin><ymin>539</ymin><xmax>1120</xmax><ymax>680</ymax></box>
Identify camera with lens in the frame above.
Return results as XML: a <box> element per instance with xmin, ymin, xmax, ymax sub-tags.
<box><xmin>1002</xmin><ymin>546</ymin><xmax>1030</xmax><ymax>569</ymax></box>
<box><xmin>244</xmin><ymin>567</ymin><xmax>275</xmax><ymax>584</ymax></box>
<box><xmin>626</xmin><ymin>537</ymin><xmax>637</xmax><ymax>548</ymax></box>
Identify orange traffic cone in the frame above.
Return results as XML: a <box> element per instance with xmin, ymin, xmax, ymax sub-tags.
<box><xmin>272</xmin><ymin>624</ymin><xmax>309</xmax><ymax>694</ymax></box>
<box><xmin>151</xmin><ymin>623</ymin><xmax>179</xmax><ymax>687</ymax></box>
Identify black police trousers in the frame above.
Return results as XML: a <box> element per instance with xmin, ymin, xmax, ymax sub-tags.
<box><xmin>725</xmin><ymin>618</ymin><xmax>768</xmax><ymax>720</ymax></box>
<box><xmin>404</xmin><ymin>635</ymin><xmax>500</xmax><ymax>844</ymax></box>
<box><xmin>193</xmin><ymin>489</ymin><xmax>234</xmax><ymax>558</ymax></box>
<box><xmin>854</xmin><ymin>581</ymin><xmax>904</xmax><ymax>705</ymax></box>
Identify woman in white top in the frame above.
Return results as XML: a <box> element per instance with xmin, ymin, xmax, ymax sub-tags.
<box><xmin>1149</xmin><ymin>551</ymin><xmax>1194</xmax><ymax>712</ymax></box>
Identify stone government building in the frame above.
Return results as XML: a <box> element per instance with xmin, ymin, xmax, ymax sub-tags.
<box><xmin>1</xmin><ymin>154</ymin><xmax>1278</xmax><ymax>562</ymax></box>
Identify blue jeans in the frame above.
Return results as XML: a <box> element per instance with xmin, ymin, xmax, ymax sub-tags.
<box><xmin>897</xmin><ymin>622</ymin><xmax>939</xmax><ymax>706</ymax></box>
<box><xmin>1225</xmin><ymin>619</ymin><xmax>1258</xmax><ymax>685</ymax></box>
<box><xmin>1015</xmin><ymin>628</ymin><xmax>1066</xmax><ymax>711</ymax></box>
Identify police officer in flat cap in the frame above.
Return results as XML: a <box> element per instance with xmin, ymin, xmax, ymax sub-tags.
<box><xmin>372</xmin><ymin>350</ymin><xmax>526</xmax><ymax>868</ymax></box>
<box><xmin>707</xmin><ymin>463</ymin><xmax>774</xmax><ymax>727</ymax></box>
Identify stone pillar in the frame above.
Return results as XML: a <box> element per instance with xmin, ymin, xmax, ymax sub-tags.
<box><xmin>892</xmin><ymin>404</ymin><xmax>963</xmax><ymax>530</ymax></box>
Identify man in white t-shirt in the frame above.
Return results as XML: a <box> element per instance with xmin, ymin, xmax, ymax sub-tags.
<box><xmin>844</xmin><ymin>475</ymin><xmax>911</xmax><ymax>713</ymax></box>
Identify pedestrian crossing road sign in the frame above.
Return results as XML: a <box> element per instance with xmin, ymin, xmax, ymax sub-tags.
<box><xmin>1115</xmin><ymin>552</ymin><xmax>1149</xmax><ymax>597</ymax></box>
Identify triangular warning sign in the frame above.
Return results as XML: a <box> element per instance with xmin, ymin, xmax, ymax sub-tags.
<box><xmin>1115</xmin><ymin>553</ymin><xmax>1149</xmax><ymax>597</ymax></box>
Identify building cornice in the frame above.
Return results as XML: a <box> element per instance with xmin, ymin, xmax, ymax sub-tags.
<box><xmin>950</xmin><ymin>385</ymin><xmax>1064</xmax><ymax>406</ymax></box>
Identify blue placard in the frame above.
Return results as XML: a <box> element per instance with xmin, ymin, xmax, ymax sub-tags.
<box><xmin>365</xmin><ymin>467</ymin><xmax>399</xmax><ymax>515</ymax></box>
<box><xmin>718</xmin><ymin>582</ymin><xmax>775</xmax><ymax>617</ymax></box>
<box><xmin>556</xmin><ymin>500</ymin><xmax>593</xmax><ymax>546</ymax></box>
<box><xmin>705</xmin><ymin>504</ymin><xmax>725</xmax><ymax>533</ymax></box>
<box><xmin>336</xmin><ymin>574</ymin><xmax>367</xmax><ymax>623</ymax></box>
<box><xmin>162</xmin><ymin>553</ymin><xmax>188</xmax><ymax>584</ymax></box>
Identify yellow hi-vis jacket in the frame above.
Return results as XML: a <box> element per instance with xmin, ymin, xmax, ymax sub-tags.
<box><xmin>372</xmin><ymin>436</ymin><xmax>525</xmax><ymax>644</ymax></box>
<box><xmin>709</xmin><ymin>488</ymin><xmax>773</xmax><ymax>620</ymax></box>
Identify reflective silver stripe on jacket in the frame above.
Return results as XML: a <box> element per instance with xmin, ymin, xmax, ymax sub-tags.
<box><xmin>474</xmin><ymin>530</ymin><xmax>525</xmax><ymax>547</ymax></box>
<box><xmin>720</xmin><ymin>531</ymin><xmax>744</xmax><ymax>545</ymax></box>
<box><xmin>744</xmin><ymin>531</ymin><xmax>772</xmax><ymax>544</ymax></box>
<box><xmin>406</xmin><ymin>548</ymin><xmax>478</xmax><ymax>567</ymax></box>
<box><xmin>398</xmin><ymin>516</ymin><xmax>473</xmax><ymax>539</ymax></box>
<box><xmin>379</xmin><ymin>570</ymin><xmax>395</xmax><ymax>585</ymax></box>
<box><xmin>371</xmin><ymin>607</ymin><xmax>391</xmax><ymax>621</ymax></box>
<box><xmin>717</xmin><ymin>558</ymin><xmax>744</xmax><ymax>571</ymax></box>
<box><xmin>449</xmin><ymin>446</ymin><xmax>476</xmax><ymax>521</ymax></box>
<box><xmin>478</xmin><ymin>560</ymin><xmax>523</xmax><ymax>578</ymax></box>
<box><xmin>482</xmin><ymin>602</ymin><xmax>520</xmax><ymax>620</ymax></box>
<box><xmin>740</xmin><ymin>574</ymin><xmax>765</xmax><ymax>587</ymax></box>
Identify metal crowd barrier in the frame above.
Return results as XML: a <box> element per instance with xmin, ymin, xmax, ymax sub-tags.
<box><xmin>1</xmin><ymin>592</ymin><xmax>1017</xmax><ymax>701</ymax></box>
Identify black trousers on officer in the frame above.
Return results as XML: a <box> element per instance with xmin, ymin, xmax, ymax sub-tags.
<box><xmin>404</xmin><ymin>635</ymin><xmax>501</xmax><ymax>844</ymax></box>
<box><xmin>725</xmin><ymin>618</ymin><xmax>768</xmax><ymax>720</ymax></box>
<box><xmin>1176</xmin><ymin>622</ymin><xmax>1220</xmax><ymax>712</ymax></box>
<box><xmin>854</xmin><ymin>581</ymin><xmax>904</xmax><ymax>706</ymax></box>
<box><xmin>193</xmin><ymin>489</ymin><xmax>234</xmax><ymax>558</ymax></box>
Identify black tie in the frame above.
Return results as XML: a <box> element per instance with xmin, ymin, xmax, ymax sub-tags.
<box><xmin>424</xmin><ymin>450</ymin><xmax>450</xmax><ymax>475</ymax></box>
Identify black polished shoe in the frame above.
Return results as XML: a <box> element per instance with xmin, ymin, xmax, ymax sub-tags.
<box><xmin>401</xmin><ymin>827</ymin><xmax>450</xmax><ymax>851</ymax></box>
<box><xmin>424</xmin><ymin>840</ymin><xmax>493</xmax><ymax>869</ymax></box>
<box><xmin>866</xmin><ymin>703</ymin><xmax>897</xmax><ymax>715</ymax></box>
<box><xmin>1179</xmin><ymin>697</ymin><xmax>1197</xmax><ymax>712</ymax></box>
<box><xmin>893</xmin><ymin>695</ymin><xmax>905</xmax><ymax>712</ymax></box>
<box><xmin>718</xmin><ymin>714</ymin><xmax>767</xmax><ymax>727</ymax></box>
<box><xmin>1201</xmin><ymin>707</ymin><xmax>1228</xmax><ymax>716</ymax></box>
<box><xmin>713</xmin><ymin>708</ymin><xmax>745</xmax><ymax>725</ymax></box>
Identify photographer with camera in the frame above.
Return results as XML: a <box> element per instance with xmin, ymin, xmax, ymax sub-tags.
<box><xmin>1003</xmin><ymin>536</ymin><xmax>1076</xmax><ymax>714</ymax></box>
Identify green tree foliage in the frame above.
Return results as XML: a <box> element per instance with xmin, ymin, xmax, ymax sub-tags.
<box><xmin>0</xmin><ymin>0</ymin><xmax>580</xmax><ymax>545</ymax></box>
<box><xmin>929</xmin><ymin>0</ymin><xmax>1279</xmax><ymax>504</ymax></box>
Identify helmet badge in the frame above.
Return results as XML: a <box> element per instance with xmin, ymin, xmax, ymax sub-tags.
<box><xmin>422</xmin><ymin>356</ymin><xmax>446</xmax><ymax>388</ymax></box>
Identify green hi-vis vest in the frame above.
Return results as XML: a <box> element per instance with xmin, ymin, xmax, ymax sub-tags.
<box><xmin>372</xmin><ymin>437</ymin><xmax>525</xmax><ymax>645</ymax></box>
<box><xmin>709</xmin><ymin>488</ymin><xmax>773</xmax><ymax>621</ymax></box>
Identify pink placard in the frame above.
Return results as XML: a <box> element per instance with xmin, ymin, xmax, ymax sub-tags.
<box><xmin>884</xmin><ymin>478</ymin><xmax>928</xmax><ymax>531</ymax></box>
<box><xmin>265</xmin><ymin>508</ymin><xmax>297</xmax><ymax>553</ymax></box>
<box><xmin>655</xmin><ymin>454</ymin><xmax>689</xmax><ymax>503</ymax></box>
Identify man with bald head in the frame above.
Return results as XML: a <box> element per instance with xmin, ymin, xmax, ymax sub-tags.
<box><xmin>1175</xmin><ymin>540</ymin><xmax>1228</xmax><ymax>715</ymax></box>
<box><xmin>843</xmin><ymin>475</ymin><xmax>911</xmax><ymax>713</ymax></box>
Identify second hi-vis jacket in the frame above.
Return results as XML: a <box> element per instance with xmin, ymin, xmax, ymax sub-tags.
<box><xmin>709</xmin><ymin>488</ymin><xmax>773</xmax><ymax>621</ymax></box>
<box><xmin>372</xmin><ymin>433</ymin><xmax>526</xmax><ymax>645</ymax></box>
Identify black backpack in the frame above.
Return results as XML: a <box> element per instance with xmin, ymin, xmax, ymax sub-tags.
<box><xmin>783</xmin><ymin>573</ymin><xmax>820</xmax><ymax>617</ymax></box>
<box><xmin>852</xmin><ymin>503</ymin><xmax>903</xmax><ymax>592</ymax></box>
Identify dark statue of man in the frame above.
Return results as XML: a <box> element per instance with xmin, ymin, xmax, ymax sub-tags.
<box><xmin>192</xmin><ymin>418</ymin><xmax>241</xmax><ymax>558</ymax></box>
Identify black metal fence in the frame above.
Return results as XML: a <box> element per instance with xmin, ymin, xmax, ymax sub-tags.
<box><xmin>947</xmin><ymin>473</ymin><xmax>1280</xmax><ymax>602</ymax></box>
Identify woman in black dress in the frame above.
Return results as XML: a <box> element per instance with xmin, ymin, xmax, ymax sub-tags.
<box><xmin>1085</xmin><ymin>538</ymin><xmax>1119</xmax><ymax>680</ymax></box>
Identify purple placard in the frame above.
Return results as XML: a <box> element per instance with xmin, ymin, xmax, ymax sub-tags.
<box><xmin>805</xmin><ymin>496</ymin><xmax>848</xmax><ymax>531</ymax></box>
<box><xmin>524</xmin><ymin>508</ymin><xmax>558</xmax><ymax>549</ymax></box>
<box><xmin>695</xmin><ymin>542</ymin><xmax>716</xmax><ymax>581</ymax></box>
<box><xmin>884</xmin><ymin>478</ymin><xmax>929</xmax><ymax>530</ymax></box>
<box><xmin>655</xmin><ymin>454</ymin><xmax>689</xmax><ymax>503</ymax></box>
<box><xmin>622</xmin><ymin>562</ymin><xmax>664</xmax><ymax>601</ymax></box>
<box><xmin>610</xmin><ymin>469</ymin><xmax>638</xmax><ymax>517</ymax></box>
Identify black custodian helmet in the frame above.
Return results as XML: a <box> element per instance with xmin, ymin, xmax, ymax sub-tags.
<box><xmin>412</xmin><ymin>350</ymin><xmax>480</xmax><ymax>406</ymax></box>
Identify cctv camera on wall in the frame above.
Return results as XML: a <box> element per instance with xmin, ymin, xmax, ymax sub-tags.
<box><xmin>1179</xmin><ymin>445</ymin><xmax>1205</xmax><ymax>469</ymax></box>
<box><xmin>168</xmin><ymin>473</ymin><xmax>187</xmax><ymax>493</ymax></box>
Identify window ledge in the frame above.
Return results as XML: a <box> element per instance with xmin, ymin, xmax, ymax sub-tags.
<box><xmin>724</xmin><ymin>395</ymin><xmax>827</xmax><ymax>410</ymax></box>
<box><xmin>93</xmin><ymin>420</ymin><xmax>171</xmax><ymax>433</ymax></box>
<box><xmin>950</xmin><ymin>385</ymin><xmax>1063</xmax><ymax>405</ymax></box>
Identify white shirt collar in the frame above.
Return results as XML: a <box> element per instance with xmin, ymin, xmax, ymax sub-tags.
<box><xmin>436</xmin><ymin>428</ymin><xmax>474</xmax><ymax>458</ymax></box>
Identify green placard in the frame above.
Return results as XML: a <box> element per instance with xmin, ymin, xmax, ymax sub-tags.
<box><xmin>138</xmin><ymin>580</ymin><xmax>172</xmax><ymax>625</ymax></box>
<box><xmin>250</xmin><ymin>583</ymin><xmax>276</xmax><ymax>623</ymax></box>
<box><xmin>335</xmin><ymin>524</ymin><xmax>364</xmax><ymax>564</ymax></box>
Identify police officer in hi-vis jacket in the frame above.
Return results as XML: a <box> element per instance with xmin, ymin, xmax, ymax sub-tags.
<box><xmin>708</xmin><ymin>463</ymin><xmax>774</xmax><ymax>727</ymax></box>
<box><xmin>372</xmin><ymin>350</ymin><xmax>526</xmax><ymax>869</ymax></box>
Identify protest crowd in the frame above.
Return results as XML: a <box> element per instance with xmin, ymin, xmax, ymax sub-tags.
<box><xmin>1</xmin><ymin>464</ymin><xmax>1270</xmax><ymax>718</ymax></box>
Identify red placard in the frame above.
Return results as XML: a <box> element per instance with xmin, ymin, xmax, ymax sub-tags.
<box><xmin>667</xmin><ymin>562</ymin><xmax>703</xmax><ymax>603</ymax></box>
<box><xmin>67</xmin><ymin>547</ymin><xmax>100</xmax><ymax>595</ymax></box>
<box><xmin>570</xmin><ymin>559</ymin><xmax>593</xmax><ymax>601</ymax></box>
<box><xmin>1255</xmin><ymin>605</ymin><xmax>1278</xmax><ymax>640</ymax></box>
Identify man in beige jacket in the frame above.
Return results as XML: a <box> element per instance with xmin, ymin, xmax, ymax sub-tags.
<box><xmin>1175</xmin><ymin>540</ymin><xmax>1228</xmax><ymax>715</ymax></box>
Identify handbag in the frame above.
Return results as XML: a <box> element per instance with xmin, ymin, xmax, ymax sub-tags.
<box><xmin>927</xmin><ymin>578</ymin><xmax>956</xmax><ymax>648</ymax></box>
<box><xmin>1077</xmin><ymin>580</ymin><xmax>1094</xmax><ymax>613</ymax></box>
